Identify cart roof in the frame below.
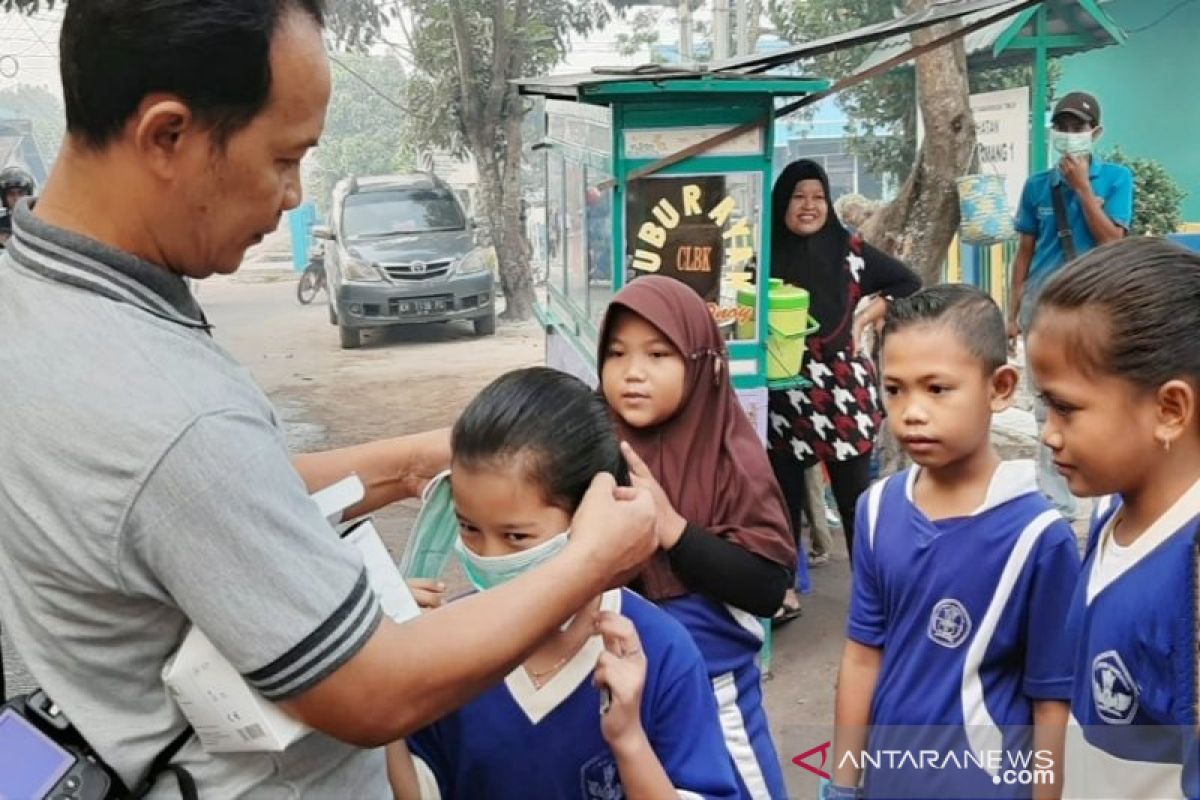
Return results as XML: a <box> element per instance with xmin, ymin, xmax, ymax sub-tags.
<box><xmin>515</xmin><ymin>68</ymin><xmax>830</xmax><ymax>104</ymax></box>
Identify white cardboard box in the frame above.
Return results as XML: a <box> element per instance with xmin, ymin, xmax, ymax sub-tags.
<box><xmin>162</xmin><ymin>476</ymin><xmax>420</xmax><ymax>753</ymax></box>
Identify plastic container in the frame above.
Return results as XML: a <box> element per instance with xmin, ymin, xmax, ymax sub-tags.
<box><xmin>736</xmin><ymin>279</ymin><xmax>813</xmax><ymax>379</ymax></box>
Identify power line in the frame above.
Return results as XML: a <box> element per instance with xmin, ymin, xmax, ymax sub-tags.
<box><xmin>327</xmin><ymin>53</ymin><xmax>415</xmax><ymax>117</ymax></box>
<box><xmin>1127</xmin><ymin>0</ymin><xmax>1197</xmax><ymax>34</ymax></box>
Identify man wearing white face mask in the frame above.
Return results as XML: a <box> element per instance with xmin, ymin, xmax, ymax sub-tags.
<box><xmin>1007</xmin><ymin>91</ymin><xmax>1134</xmax><ymax>519</ymax></box>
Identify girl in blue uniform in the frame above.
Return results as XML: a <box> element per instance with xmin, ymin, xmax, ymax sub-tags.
<box><xmin>1026</xmin><ymin>237</ymin><xmax>1200</xmax><ymax>800</ymax></box>
<box><xmin>388</xmin><ymin>367</ymin><xmax>739</xmax><ymax>800</ymax></box>
<box><xmin>598</xmin><ymin>276</ymin><xmax>797</xmax><ymax>799</ymax></box>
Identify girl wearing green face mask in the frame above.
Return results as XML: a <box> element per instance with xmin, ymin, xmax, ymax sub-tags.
<box><xmin>387</xmin><ymin>367</ymin><xmax>739</xmax><ymax>800</ymax></box>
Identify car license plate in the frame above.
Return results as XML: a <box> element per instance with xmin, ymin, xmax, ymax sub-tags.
<box><xmin>397</xmin><ymin>298</ymin><xmax>450</xmax><ymax>315</ymax></box>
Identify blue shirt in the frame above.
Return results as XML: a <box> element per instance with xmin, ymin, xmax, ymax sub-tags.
<box><xmin>847</xmin><ymin>462</ymin><xmax>1080</xmax><ymax>798</ymax></box>
<box><xmin>1062</xmin><ymin>490</ymin><xmax>1200</xmax><ymax>800</ymax></box>
<box><xmin>1014</xmin><ymin>156</ymin><xmax>1134</xmax><ymax>313</ymax></box>
<box><xmin>408</xmin><ymin>589</ymin><xmax>740</xmax><ymax>800</ymax></box>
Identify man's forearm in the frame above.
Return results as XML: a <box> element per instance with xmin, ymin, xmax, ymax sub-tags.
<box><xmin>282</xmin><ymin>543</ymin><xmax>612</xmax><ymax>745</ymax></box>
<box><xmin>292</xmin><ymin>428</ymin><xmax>451</xmax><ymax>519</ymax></box>
<box><xmin>1077</xmin><ymin>189</ymin><xmax>1125</xmax><ymax>245</ymax></box>
<box><xmin>1009</xmin><ymin>251</ymin><xmax>1031</xmax><ymax>324</ymax></box>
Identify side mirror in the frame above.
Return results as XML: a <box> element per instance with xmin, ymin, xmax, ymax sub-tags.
<box><xmin>312</xmin><ymin>224</ymin><xmax>335</xmax><ymax>242</ymax></box>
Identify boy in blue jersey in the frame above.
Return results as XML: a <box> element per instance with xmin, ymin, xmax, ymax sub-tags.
<box><xmin>830</xmin><ymin>285</ymin><xmax>1080</xmax><ymax>800</ymax></box>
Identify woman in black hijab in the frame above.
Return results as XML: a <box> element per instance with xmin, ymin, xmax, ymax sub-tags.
<box><xmin>767</xmin><ymin>160</ymin><xmax>920</xmax><ymax>593</ymax></box>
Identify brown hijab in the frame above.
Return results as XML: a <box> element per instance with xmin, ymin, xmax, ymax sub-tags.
<box><xmin>598</xmin><ymin>275</ymin><xmax>796</xmax><ymax>602</ymax></box>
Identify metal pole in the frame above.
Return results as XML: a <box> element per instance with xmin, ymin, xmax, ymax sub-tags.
<box><xmin>680</xmin><ymin>0</ymin><xmax>694</xmax><ymax>61</ymax></box>
<box><xmin>735</xmin><ymin>0</ymin><xmax>749</xmax><ymax>55</ymax></box>
<box><xmin>1031</xmin><ymin>5</ymin><xmax>1049</xmax><ymax>173</ymax></box>
<box><xmin>713</xmin><ymin>0</ymin><xmax>731</xmax><ymax>61</ymax></box>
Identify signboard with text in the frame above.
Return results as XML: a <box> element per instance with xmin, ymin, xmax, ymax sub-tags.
<box><xmin>968</xmin><ymin>86</ymin><xmax>1030</xmax><ymax>213</ymax></box>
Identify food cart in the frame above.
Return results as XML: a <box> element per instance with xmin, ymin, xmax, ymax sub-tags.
<box><xmin>517</xmin><ymin>69</ymin><xmax>830</xmax><ymax>440</ymax></box>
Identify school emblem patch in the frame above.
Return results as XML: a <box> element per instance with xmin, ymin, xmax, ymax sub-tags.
<box><xmin>580</xmin><ymin>754</ymin><xmax>624</xmax><ymax>800</ymax></box>
<box><xmin>927</xmin><ymin>598</ymin><xmax>972</xmax><ymax>649</ymax></box>
<box><xmin>1092</xmin><ymin>650</ymin><xmax>1138</xmax><ymax>725</ymax></box>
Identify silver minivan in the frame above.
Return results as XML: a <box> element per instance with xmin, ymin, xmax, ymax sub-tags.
<box><xmin>314</xmin><ymin>173</ymin><xmax>496</xmax><ymax>349</ymax></box>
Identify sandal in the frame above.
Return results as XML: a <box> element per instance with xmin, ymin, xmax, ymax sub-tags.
<box><xmin>772</xmin><ymin>599</ymin><xmax>803</xmax><ymax>626</ymax></box>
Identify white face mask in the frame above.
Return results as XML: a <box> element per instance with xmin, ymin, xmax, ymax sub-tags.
<box><xmin>1051</xmin><ymin>130</ymin><xmax>1095</xmax><ymax>157</ymax></box>
<box><xmin>454</xmin><ymin>530</ymin><xmax>571</xmax><ymax>592</ymax></box>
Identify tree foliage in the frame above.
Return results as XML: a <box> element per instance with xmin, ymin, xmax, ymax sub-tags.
<box><xmin>1104</xmin><ymin>147</ymin><xmax>1187</xmax><ymax>236</ymax></box>
<box><xmin>379</xmin><ymin>0</ymin><xmax>609</xmax><ymax>320</ymax></box>
<box><xmin>307</xmin><ymin>53</ymin><xmax>412</xmax><ymax>211</ymax></box>
<box><xmin>768</xmin><ymin>0</ymin><xmax>1061</xmax><ymax>185</ymax></box>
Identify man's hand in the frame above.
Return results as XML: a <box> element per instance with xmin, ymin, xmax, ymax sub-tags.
<box><xmin>570</xmin><ymin>472</ymin><xmax>656</xmax><ymax>589</ymax></box>
<box><xmin>1059</xmin><ymin>155</ymin><xmax>1092</xmax><ymax>196</ymax></box>
<box><xmin>621</xmin><ymin>442</ymin><xmax>687</xmax><ymax>550</ymax></box>
<box><xmin>1006</xmin><ymin>316</ymin><xmax>1021</xmax><ymax>356</ymax></box>
<box><xmin>392</xmin><ymin>428</ymin><xmax>452</xmax><ymax>499</ymax></box>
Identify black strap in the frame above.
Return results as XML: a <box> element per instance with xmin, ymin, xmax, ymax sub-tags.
<box><xmin>1051</xmin><ymin>182</ymin><xmax>1078</xmax><ymax>264</ymax></box>
<box><xmin>129</xmin><ymin>725</ymin><xmax>197</xmax><ymax>799</ymax></box>
<box><xmin>1</xmin><ymin>626</ymin><xmax>197</xmax><ymax>799</ymax></box>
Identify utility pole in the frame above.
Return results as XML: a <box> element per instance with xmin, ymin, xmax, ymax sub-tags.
<box><xmin>735</xmin><ymin>0</ymin><xmax>750</xmax><ymax>56</ymax></box>
<box><xmin>679</xmin><ymin>0</ymin><xmax>694</xmax><ymax>61</ymax></box>
<box><xmin>713</xmin><ymin>0</ymin><xmax>731</xmax><ymax>61</ymax></box>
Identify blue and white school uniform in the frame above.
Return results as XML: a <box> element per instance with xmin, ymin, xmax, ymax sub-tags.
<box><xmin>658</xmin><ymin>594</ymin><xmax>786</xmax><ymax>799</ymax></box>
<box><xmin>1062</xmin><ymin>480</ymin><xmax>1200</xmax><ymax>800</ymax></box>
<box><xmin>407</xmin><ymin>589</ymin><xmax>740</xmax><ymax>800</ymax></box>
<box><xmin>848</xmin><ymin>461</ymin><xmax>1080</xmax><ymax>798</ymax></box>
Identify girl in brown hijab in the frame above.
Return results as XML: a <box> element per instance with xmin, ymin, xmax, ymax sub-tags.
<box><xmin>598</xmin><ymin>275</ymin><xmax>795</xmax><ymax>800</ymax></box>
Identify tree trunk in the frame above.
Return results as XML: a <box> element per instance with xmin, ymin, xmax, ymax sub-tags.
<box><xmin>495</xmin><ymin>90</ymin><xmax>535</xmax><ymax>320</ymax></box>
<box><xmin>859</xmin><ymin>7</ymin><xmax>975</xmax><ymax>286</ymax></box>
<box><xmin>858</xmin><ymin>0</ymin><xmax>976</xmax><ymax>475</ymax></box>
<box><xmin>465</xmin><ymin>97</ymin><xmax>536</xmax><ymax>322</ymax></box>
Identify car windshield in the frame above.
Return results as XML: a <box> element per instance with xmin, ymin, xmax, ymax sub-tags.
<box><xmin>342</xmin><ymin>188</ymin><xmax>465</xmax><ymax>239</ymax></box>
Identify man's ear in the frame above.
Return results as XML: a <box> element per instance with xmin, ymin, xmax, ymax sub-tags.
<box><xmin>1092</xmin><ymin>125</ymin><xmax>1104</xmax><ymax>141</ymax></box>
<box><xmin>132</xmin><ymin>95</ymin><xmax>196</xmax><ymax>180</ymax></box>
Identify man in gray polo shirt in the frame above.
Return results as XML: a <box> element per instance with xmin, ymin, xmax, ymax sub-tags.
<box><xmin>0</xmin><ymin>1</ymin><xmax>655</xmax><ymax>796</ymax></box>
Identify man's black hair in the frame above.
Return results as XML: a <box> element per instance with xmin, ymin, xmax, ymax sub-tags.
<box><xmin>882</xmin><ymin>283</ymin><xmax>1008</xmax><ymax>373</ymax></box>
<box><xmin>60</xmin><ymin>0</ymin><xmax>325</xmax><ymax>149</ymax></box>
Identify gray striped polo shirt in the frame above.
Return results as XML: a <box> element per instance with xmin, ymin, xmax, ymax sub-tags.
<box><xmin>0</xmin><ymin>203</ymin><xmax>388</xmax><ymax>797</ymax></box>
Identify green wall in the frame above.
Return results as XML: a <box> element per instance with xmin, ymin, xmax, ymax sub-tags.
<box><xmin>1059</xmin><ymin>0</ymin><xmax>1200</xmax><ymax>222</ymax></box>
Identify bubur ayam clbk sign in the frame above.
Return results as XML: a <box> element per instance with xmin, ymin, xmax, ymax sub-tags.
<box><xmin>625</xmin><ymin>176</ymin><xmax>755</xmax><ymax>307</ymax></box>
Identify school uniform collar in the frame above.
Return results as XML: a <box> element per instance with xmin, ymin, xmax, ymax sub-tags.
<box><xmin>1086</xmin><ymin>477</ymin><xmax>1200</xmax><ymax>602</ymax></box>
<box><xmin>504</xmin><ymin>589</ymin><xmax>622</xmax><ymax>725</ymax></box>
<box><xmin>904</xmin><ymin>459</ymin><xmax>1040</xmax><ymax>517</ymax></box>
<box><xmin>8</xmin><ymin>200</ymin><xmax>210</xmax><ymax>331</ymax></box>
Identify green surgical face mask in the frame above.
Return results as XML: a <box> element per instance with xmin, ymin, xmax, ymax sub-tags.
<box><xmin>453</xmin><ymin>530</ymin><xmax>571</xmax><ymax>591</ymax></box>
<box><xmin>1052</xmin><ymin>130</ymin><xmax>1095</xmax><ymax>157</ymax></box>
<box><xmin>398</xmin><ymin>470</ymin><xmax>459</xmax><ymax>580</ymax></box>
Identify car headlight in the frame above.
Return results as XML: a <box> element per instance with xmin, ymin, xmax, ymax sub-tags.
<box><xmin>342</xmin><ymin>253</ymin><xmax>382</xmax><ymax>282</ymax></box>
<box><xmin>457</xmin><ymin>247</ymin><xmax>495</xmax><ymax>275</ymax></box>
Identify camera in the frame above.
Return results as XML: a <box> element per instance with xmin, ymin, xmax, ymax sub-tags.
<box><xmin>0</xmin><ymin>690</ymin><xmax>117</xmax><ymax>800</ymax></box>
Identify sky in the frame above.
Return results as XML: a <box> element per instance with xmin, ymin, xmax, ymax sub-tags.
<box><xmin>0</xmin><ymin>5</ymin><xmax>63</xmax><ymax>95</ymax></box>
<box><xmin>0</xmin><ymin>4</ymin><xmax>712</xmax><ymax>96</ymax></box>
